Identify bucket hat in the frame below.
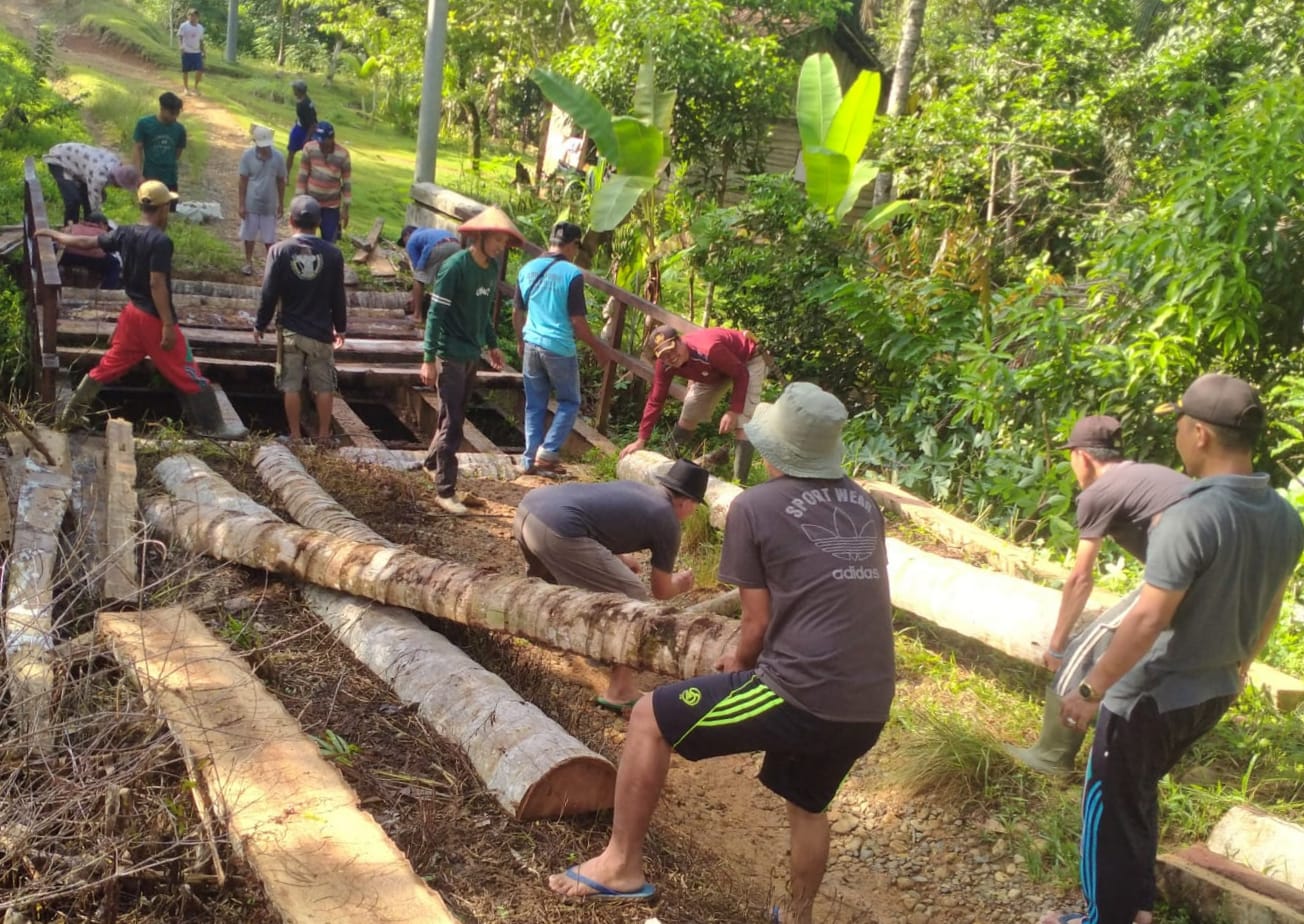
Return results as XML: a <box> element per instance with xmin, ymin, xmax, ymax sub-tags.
<box><xmin>744</xmin><ymin>382</ymin><xmax>847</xmax><ymax>479</ymax></box>
<box><xmin>1156</xmin><ymin>373</ymin><xmax>1265</xmax><ymax>430</ymax></box>
<box><xmin>458</xmin><ymin>206</ymin><xmax>524</xmax><ymax>245</ymax></box>
<box><xmin>656</xmin><ymin>458</ymin><xmax>709</xmax><ymax>504</ymax></box>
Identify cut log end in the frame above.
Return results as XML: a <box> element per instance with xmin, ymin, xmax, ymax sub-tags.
<box><xmin>516</xmin><ymin>756</ymin><xmax>616</xmax><ymax>820</ymax></box>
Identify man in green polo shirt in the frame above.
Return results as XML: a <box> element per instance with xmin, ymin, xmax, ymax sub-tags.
<box><xmin>419</xmin><ymin>206</ymin><xmax>523</xmax><ymax>515</ymax></box>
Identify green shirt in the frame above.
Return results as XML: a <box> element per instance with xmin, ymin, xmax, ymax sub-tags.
<box><xmin>133</xmin><ymin>115</ymin><xmax>186</xmax><ymax>186</ymax></box>
<box><xmin>423</xmin><ymin>248</ymin><xmax>500</xmax><ymax>362</ymax></box>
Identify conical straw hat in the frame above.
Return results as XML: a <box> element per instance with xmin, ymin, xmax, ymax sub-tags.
<box><xmin>458</xmin><ymin>206</ymin><xmax>524</xmax><ymax>244</ymax></box>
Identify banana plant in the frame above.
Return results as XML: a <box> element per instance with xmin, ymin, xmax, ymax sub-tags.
<box><xmin>531</xmin><ymin>53</ymin><xmax>675</xmax><ymax>232</ymax></box>
<box><xmin>796</xmin><ymin>53</ymin><xmax>881</xmax><ymax>221</ymax></box>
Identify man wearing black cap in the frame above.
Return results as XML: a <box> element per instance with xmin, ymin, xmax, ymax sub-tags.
<box><xmin>512</xmin><ymin>221</ymin><xmax>603</xmax><ymax>477</ymax></box>
<box><xmin>619</xmin><ymin>324</ymin><xmax>766</xmax><ymax>482</ymax></box>
<box><xmin>254</xmin><ymin>195</ymin><xmax>347</xmax><ymax>445</ymax></box>
<box><xmin>1005</xmin><ymin>414</ymin><xmax>1189</xmax><ymax>775</ymax></box>
<box><xmin>1045</xmin><ymin>374</ymin><xmax>1303</xmax><ymax>924</ymax></box>
<box><xmin>513</xmin><ymin>459</ymin><xmax>703</xmax><ymax>707</ymax></box>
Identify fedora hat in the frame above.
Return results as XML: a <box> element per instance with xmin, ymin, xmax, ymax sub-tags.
<box><xmin>458</xmin><ymin>206</ymin><xmax>524</xmax><ymax>245</ymax></box>
<box><xmin>745</xmin><ymin>382</ymin><xmax>847</xmax><ymax>479</ymax></box>
<box><xmin>656</xmin><ymin>458</ymin><xmax>709</xmax><ymax>504</ymax></box>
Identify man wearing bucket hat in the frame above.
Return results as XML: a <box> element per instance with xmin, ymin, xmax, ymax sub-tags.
<box><xmin>237</xmin><ymin>125</ymin><xmax>287</xmax><ymax>275</ymax></box>
<box><xmin>42</xmin><ymin>142</ymin><xmax>141</xmax><ymax>226</ymax></box>
<box><xmin>514</xmin><ymin>458</ymin><xmax>705</xmax><ymax>709</ymax></box>
<box><xmin>512</xmin><ymin>220</ymin><xmax>604</xmax><ymax>477</ymax></box>
<box><xmin>551</xmin><ymin>383</ymin><xmax>894</xmax><ymax>921</ymax></box>
<box><xmin>36</xmin><ymin>181</ymin><xmax>245</xmax><ymax>440</ymax></box>
<box><xmin>294</xmin><ymin>120</ymin><xmax>350</xmax><ymax>243</ymax></box>
<box><xmin>1004</xmin><ymin>414</ymin><xmax>1189</xmax><ymax>775</ymax></box>
<box><xmin>619</xmin><ymin>324</ymin><xmax>767</xmax><ymax>482</ymax></box>
<box><xmin>419</xmin><ymin>205</ymin><xmax>522</xmax><ymax>514</ymax></box>
<box><xmin>1045</xmin><ymin>374</ymin><xmax>1302</xmax><ymax>924</ymax></box>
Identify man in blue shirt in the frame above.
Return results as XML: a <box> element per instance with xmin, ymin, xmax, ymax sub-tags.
<box><xmin>512</xmin><ymin>221</ymin><xmax>603</xmax><ymax>476</ymax></box>
<box><xmin>400</xmin><ymin>224</ymin><xmax>461</xmax><ymax>321</ymax></box>
<box><xmin>1047</xmin><ymin>373</ymin><xmax>1303</xmax><ymax>924</ymax></box>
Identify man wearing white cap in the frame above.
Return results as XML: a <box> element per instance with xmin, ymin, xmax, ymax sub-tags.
<box><xmin>419</xmin><ymin>206</ymin><xmax>522</xmax><ymax>514</ymax></box>
<box><xmin>238</xmin><ymin>125</ymin><xmax>287</xmax><ymax>276</ymax></box>
<box><xmin>42</xmin><ymin>142</ymin><xmax>141</xmax><ymax>226</ymax></box>
<box><xmin>550</xmin><ymin>383</ymin><xmax>895</xmax><ymax>923</ymax></box>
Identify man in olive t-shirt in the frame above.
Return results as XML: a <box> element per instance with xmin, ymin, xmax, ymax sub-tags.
<box><xmin>1046</xmin><ymin>374</ymin><xmax>1304</xmax><ymax>924</ymax></box>
<box><xmin>550</xmin><ymin>384</ymin><xmax>894</xmax><ymax>924</ymax></box>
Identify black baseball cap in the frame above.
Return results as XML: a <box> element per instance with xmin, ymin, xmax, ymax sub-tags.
<box><xmin>1061</xmin><ymin>415</ymin><xmax>1123</xmax><ymax>450</ymax></box>
<box><xmin>1156</xmin><ymin>373</ymin><xmax>1265</xmax><ymax>430</ymax></box>
<box><xmin>549</xmin><ymin>221</ymin><xmax>583</xmax><ymax>246</ymax></box>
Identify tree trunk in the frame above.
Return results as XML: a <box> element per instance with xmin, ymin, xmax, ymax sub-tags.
<box><xmin>336</xmin><ymin>447</ymin><xmax>525</xmax><ymax>480</ymax></box>
<box><xmin>616</xmin><ymin>450</ymin><xmax>742</xmax><ymax>530</ymax></box>
<box><xmin>98</xmin><ymin>606</ymin><xmax>463</xmax><ymax>924</ymax></box>
<box><xmin>162</xmin><ymin>451</ymin><xmax>618</xmax><ymax>818</ymax></box>
<box><xmin>872</xmin><ymin>0</ymin><xmax>929</xmax><ymax>208</ymax></box>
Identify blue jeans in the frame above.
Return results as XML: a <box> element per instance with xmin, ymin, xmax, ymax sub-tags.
<box><xmin>522</xmin><ymin>342</ymin><xmax>580</xmax><ymax>467</ymax></box>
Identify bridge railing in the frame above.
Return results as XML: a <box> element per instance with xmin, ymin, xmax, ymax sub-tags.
<box><xmin>410</xmin><ymin>182</ymin><xmax>694</xmax><ymax>434</ymax></box>
<box><xmin>21</xmin><ymin>156</ymin><xmax>62</xmax><ymax>408</ymax></box>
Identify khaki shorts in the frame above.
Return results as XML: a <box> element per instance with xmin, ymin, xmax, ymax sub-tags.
<box><xmin>679</xmin><ymin>354</ymin><xmax>766</xmax><ymax>430</ymax></box>
<box><xmin>277</xmin><ymin>330</ymin><xmax>337</xmax><ymax>394</ymax></box>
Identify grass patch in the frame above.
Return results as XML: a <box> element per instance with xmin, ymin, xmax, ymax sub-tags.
<box><xmin>678</xmin><ymin>502</ymin><xmax>722</xmax><ymax>588</ymax></box>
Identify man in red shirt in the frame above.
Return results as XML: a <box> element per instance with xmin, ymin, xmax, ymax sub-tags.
<box><xmin>619</xmin><ymin>325</ymin><xmax>766</xmax><ymax>481</ymax></box>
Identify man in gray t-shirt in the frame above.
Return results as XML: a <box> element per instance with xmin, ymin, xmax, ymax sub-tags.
<box><xmin>1045</xmin><ymin>374</ymin><xmax>1303</xmax><ymax>924</ymax></box>
<box><xmin>513</xmin><ymin>464</ymin><xmax>704</xmax><ymax>709</ymax></box>
<box><xmin>550</xmin><ymin>384</ymin><xmax>893</xmax><ymax>924</ymax></box>
<box><xmin>1007</xmin><ymin>415</ymin><xmax>1189</xmax><ymax>775</ymax></box>
<box><xmin>237</xmin><ymin>126</ymin><xmax>287</xmax><ymax>274</ymax></box>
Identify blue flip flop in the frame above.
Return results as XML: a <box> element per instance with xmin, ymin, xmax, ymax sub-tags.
<box><xmin>561</xmin><ymin>866</ymin><xmax>656</xmax><ymax>902</ymax></box>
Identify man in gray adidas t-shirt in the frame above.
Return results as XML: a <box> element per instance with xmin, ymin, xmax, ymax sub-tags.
<box><xmin>549</xmin><ymin>384</ymin><xmax>894</xmax><ymax>924</ymax></box>
<box><xmin>1044</xmin><ymin>374</ymin><xmax>1303</xmax><ymax>924</ymax></box>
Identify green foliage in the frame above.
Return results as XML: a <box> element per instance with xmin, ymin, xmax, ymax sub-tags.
<box><xmin>794</xmin><ymin>53</ymin><xmax>881</xmax><ymax>220</ymax></box>
<box><xmin>312</xmin><ymin>729</ymin><xmax>361</xmax><ymax>766</ymax></box>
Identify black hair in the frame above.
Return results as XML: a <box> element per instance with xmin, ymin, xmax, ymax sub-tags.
<box><xmin>159</xmin><ymin>91</ymin><xmax>183</xmax><ymax>113</ymax></box>
<box><xmin>1201</xmin><ymin>419</ymin><xmax>1259</xmax><ymax>453</ymax></box>
<box><xmin>1081</xmin><ymin>446</ymin><xmax>1124</xmax><ymax>464</ymax></box>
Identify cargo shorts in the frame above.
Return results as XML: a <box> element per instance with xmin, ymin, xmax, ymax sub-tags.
<box><xmin>277</xmin><ymin>330</ymin><xmax>337</xmax><ymax>394</ymax></box>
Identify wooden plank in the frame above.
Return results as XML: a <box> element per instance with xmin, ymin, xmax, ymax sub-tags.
<box><xmin>596</xmin><ymin>296</ymin><xmax>627</xmax><ymax>433</ymax></box>
<box><xmin>1208</xmin><ymin>806</ymin><xmax>1304</xmax><ymax>890</ymax></box>
<box><xmin>97</xmin><ymin>607</ymin><xmax>462</xmax><ymax>924</ymax></box>
<box><xmin>61</xmin><ymin>299</ymin><xmax>417</xmax><ymax>337</ymax></box>
<box><xmin>349</xmin><ymin>216</ymin><xmax>385</xmax><ymax>262</ymax></box>
<box><xmin>338</xmin><ymin>448</ymin><xmax>527</xmax><ymax>480</ymax></box>
<box><xmin>1158</xmin><ymin>847</ymin><xmax>1304</xmax><ymax>923</ymax></box>
<box><xmin>102</xmin><ymin>419</ymin><xmax>139</xmax><ymax>602</ymax></box>
<box><xmin>409</xmin><ymin>388</ymin><xmax>502</xmax><ymax>454</ymax></box>
<box><xmin>330</xmin><ymin>396</ymin><xmax>386</xmax><ymax>449</ymax></box>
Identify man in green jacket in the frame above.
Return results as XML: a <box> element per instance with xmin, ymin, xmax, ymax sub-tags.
<box><xmin>419</xmin><ymin>206</ymin><xmax>523</xmax><ymax>515</ymax></box>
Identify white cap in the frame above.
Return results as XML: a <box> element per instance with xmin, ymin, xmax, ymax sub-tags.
<box><xmin>251</xmin><ymin>124</ymin><xmax>274</xmax><ymax>148</ymax></box>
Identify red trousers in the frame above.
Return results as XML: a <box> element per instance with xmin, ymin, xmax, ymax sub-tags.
<box><xmin>88</xmin><ymin>302</ymin><xmax>208</xmax><ymax>395</ymax></box>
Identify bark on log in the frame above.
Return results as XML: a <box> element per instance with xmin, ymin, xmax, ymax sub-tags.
<box><xmin>337</xmin><ymin>447</ymin><xmax>524</xmax><ymax>480</ymax></box>
<box><xmin>683</xmin><ymin>590</ymin><xmax>742</xmax><ymax>618</ymax></box>
<box><xmin>101</xmin><ymin>420</ymin><xmax>139</xmax><ymax>601</ymax></box>
<box><xmin>1208</xmin><ymin>806</ymin><xmax>1304</xmax><ymax>890</ymax></box>
<box><xmin>1157</xmin><ymin>846</ymin><xmax>1304</xmax><ymax>923</ymax></box>
<box><xmin>98</xmin><ymin>606</ymin><xmax>462</xmax><ymax>924</ymax></box>
<box><xmin>141</xmin><ymin>497</ymin><xmax>739</xmax><ymax>678</ymax></box>
<box><xmin>616</xmin><ymin>450</ymin><xmax>742</xmax><ymax>530</ymax></box>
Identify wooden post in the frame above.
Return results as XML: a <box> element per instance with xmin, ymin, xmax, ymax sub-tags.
<box><xmin>22</xmin><ymin>157</ymin><xmax>63</xmax><ymax>408</ymax></box>
<box><xmin>595</xmin><ymin>296</ymin><xmax>627</xmax><ymax>434</ymax></box>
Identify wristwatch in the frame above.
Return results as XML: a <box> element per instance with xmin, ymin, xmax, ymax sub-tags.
<box><xmin>1078</xmin><ymin>681</ymin><xmax>1100</xmax><ymax>702</ymax></box>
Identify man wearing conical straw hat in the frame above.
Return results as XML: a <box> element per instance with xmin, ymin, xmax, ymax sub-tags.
<box><xmin>419</xmin><ymin>205</ymin><xmax>523</xmax><ymax>515</ymax></box>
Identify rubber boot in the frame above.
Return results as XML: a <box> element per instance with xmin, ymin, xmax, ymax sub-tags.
<box><xmin>733</xmin><ymin>439</ymin><xmax>755</xmax><ymax>482</ymax></box>
<box><xmin>181</xmin><ymin>385</ymin><xmax>248</xmax><ymax>441</ymax></box>
<box><xmin>667</xmin><ymin>425</ymin><xmax>695</xmax><ymax>459</ymax></box>
<box><xmin>1002</xmin><ymin>683</ymin><xmax>1086</xmax><ymax>775</ymax></box>
<box><xmin>57</xmin><ymin>375</ymin><xmax>103</xmax><ymax>430</ymax></box>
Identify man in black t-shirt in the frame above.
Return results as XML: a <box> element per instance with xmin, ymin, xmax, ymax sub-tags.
<box><xmin>37</xmin><ymin>180</ymin><xmax>244</xmax><ymax>438</ymax></box>
<box><xmin>1005</xmin><ymin>415</ymin><xmax>1188</xmax><ymax>774</ymax></box>
<box><xmin>255</xmin><ymin>195</ymin><xmax>347</xmax><ymax>444</ymax></box>
<box><xmin>286</xmin><ymin>80</ymin><xmax>318</xmax><ymax>182</ymax></box>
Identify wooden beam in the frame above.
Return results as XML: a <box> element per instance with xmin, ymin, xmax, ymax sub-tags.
<box><xmin>1208</xmin><ymin>806</ymin><xmax>1304</xmax><ymax>890</ymax></box>
<box><xmin>349</xmin><ymin>217</ymin><xmax>385</xmax><ymax>262</ymax></box>
<box><xmin>337</xmin><ymin>448</ymin><xmax>526</xmax><ymax>480</ymax></box>
<box><xmin>210</xmin><ymin>383</ymin><xmax>248</xmax><ymax>437</ymax></box>
<box><xmin>98</xmin><ymin>606</ymin><xmax>462</xmax><ymax>924</ymax></box>
<box><xmin>330</xmin><ymin>396</ymin><xmax>386</xmax><ymax>449</ymax></box>
<box><xmin>62</xmin><ymin>300</ymin><xmax>418</xmax><ymax>338</ymax></box>
<box><xmin>406</xmin><ymin>388</ymin><xmax>503</xmax><ymax>454</ymax></box>
<box><xmin>101</xmin><ymin>419</ymin><xmax>139</xmax><ymax>602</ymax></box>
<box><xmin>1157</xmin><ymin>846</ymin><xmax>1304</xmax><ymax>923</ymax></box>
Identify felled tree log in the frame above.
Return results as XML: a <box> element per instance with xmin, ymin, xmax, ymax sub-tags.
<box><xmin>98</xmin><ymin>606</ymin><xmax>462</xmax><ymax>924</ymax></box>
<box><xmin>160</xmin><ymin>451</ymin><xmax>619</xmax><ymax>818</ymax></box>
<box><xmin>336</xmin><ymin>447</ymin><xmax>524</xmax><ymax>480</ymax></box>
<box><xmin>617</xmin><ymin>450</ymin><xmax>742</xmax><ymax>530</ymax></box>
<box><xmin>142</xmin><ymin>496</ymin><xmax>739</xmax><ymax>678</ymax></box>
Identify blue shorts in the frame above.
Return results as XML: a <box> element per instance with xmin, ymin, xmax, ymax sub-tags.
<box><xmin>181</xmin><ymin>52</ymin><xmax>204</xmax><ymax>73</ymax></box>
<box><xmin>288</xmin><ymin>123</ymin><xmax>309</xmax><ymax>155</ymax></box>
<box><xmin>652</xmin><ymin>670</ymin><xmax>884</xmax><ymax>813</ymax></box>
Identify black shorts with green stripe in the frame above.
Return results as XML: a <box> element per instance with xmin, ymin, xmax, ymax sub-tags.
<box><xmin>652</xmin><ymin>671</ymin><xmax>884</xmax><ymax>813</ymax></box>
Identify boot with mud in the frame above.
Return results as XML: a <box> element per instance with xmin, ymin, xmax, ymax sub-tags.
<box><xmin>57</xmin><ymin>375</ymin><xmax>103</xmax><ymax>430</ymax></box>
<box><xmin>1003</xmin><ymin>683</ymin><xmax>1086</xmax><ymax>775</ymax></box>
<box><xmin>181</xmin><ymin>384</ymin><xmax>248</xmax><ymax>441</ymax></box>
<box><xmin>732</xmin><ymin>439</ymin><xmax>755</xmax><ymax>482</ymax></box>
<box><xmin>666</xmin><ymin>424</ymin><xmax>695</xmax><ymax>459</ymax></box>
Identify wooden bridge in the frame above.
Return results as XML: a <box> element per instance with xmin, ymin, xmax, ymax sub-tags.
<box><xmin>17</xmin><ymin>157</ymin><xmax>703</xmax><ymax>457</ymax></box>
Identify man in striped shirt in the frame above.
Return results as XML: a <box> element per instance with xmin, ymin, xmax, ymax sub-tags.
<box><xmin>294</xmin><ymin>120</ymin><xmax>350</xmax><ymax>243</ymax></box>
